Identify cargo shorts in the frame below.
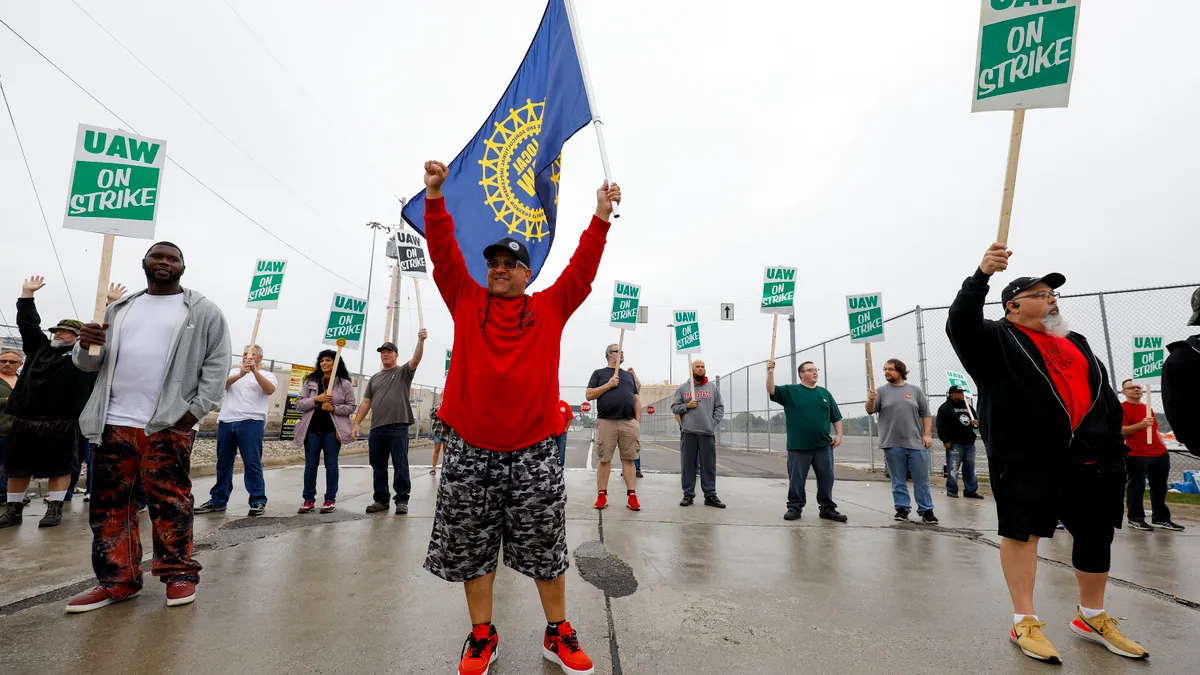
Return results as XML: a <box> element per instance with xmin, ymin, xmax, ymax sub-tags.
<box><xmin>595</xmin><ymin>418</ymin><xmax>641</xmax><ymax>462</ymax></box>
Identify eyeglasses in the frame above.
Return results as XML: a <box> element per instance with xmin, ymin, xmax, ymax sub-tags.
<box><xmin>0</xmin><ymin>359</ymin><xmax>20</xmax><ymax>365</ymax></box>
<box><xmin>1012</xmin><ymin>290</ymin><xmax>1060</xmax><ymax>302</ymax></box>
<box><xmin>1122</xmin><ymin>385</ymin><xmax>1142</xmax><ymax>391</ymax></box>
<box><xmin>486</xmin><ymin>258</ymin><xmax>527</xmax><ymax>271</ymax></box>
<box><xmin>607</xmin><ymin>350</ymin><xmax>623</xmax><ymax>355</ymax></box>
<box><xmin>801</xmin><ymin>368</ymin><xmax>819</xmax><ymax>373</ymax></box>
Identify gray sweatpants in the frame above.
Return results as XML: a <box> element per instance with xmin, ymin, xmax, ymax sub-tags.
<box><xmin>681</xmin><ymin>432</ymin><xmax>717</xmax><ymax>497</ymax></box>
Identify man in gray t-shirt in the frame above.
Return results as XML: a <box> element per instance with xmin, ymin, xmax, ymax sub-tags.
<box><xmin>353</xmin><ymin>329</ymin><xmax>425</xmax><ymax>514</ymax></box>
<box><xmin>866</xmin><ymin>358</ymin><xmax>937</xmax><ymax>523</ymax></box>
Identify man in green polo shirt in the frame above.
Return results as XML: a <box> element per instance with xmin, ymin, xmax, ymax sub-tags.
<box><xmin>767</xmin><ymin>359</ymin><xmax>847</xmax><ymax>523</ymax></box>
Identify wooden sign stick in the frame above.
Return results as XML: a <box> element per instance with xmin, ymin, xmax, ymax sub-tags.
<box><xmin>414</xmin><ymin>278</ymin><xmax>425</xmax><ymax>331</ymax></box>
<box><xmin>865</xmin><ymin>342</ymin><xmax>876</xmax><ymax>393</ymax></box>
<box><xmin>967</xmin><ymin>395</ymin><xmax>978</xmax><ymax>423</ymax></box>
<box><xmin>995</xmin><ymin>109</ymin><xmax>1026</xmax><ymax>245</ymax></box>
<box><xmin>617</xmin><ymin>327</ymin><xmax>625</xmax><ymax>362</ymax></box>
<box><xmin>1145</xmin><ymin>385</ymin><xmax>1154</xmax><ymax>444</ymax></box>
<box><xmin>770</xmin><ymin>313</ymin><xmax>779</xmax><ymax>362</ymax></box>
<box><xmin>687</xmin><ymin>353</ymin><xmax>695</xmax><ymax>401</ymax></box>
<box><xmin>88</xmin><ymin>234</ymin><xmax>115</xmax><ymax>356</ymax></box>
<box><xmin>327</xmin><ymin>345</ymin><xmax>344</xmax><ymax>396</ymax></box>
<box><xmin>248</xmin><ymin>308</ymin><xmax>263</xmax><ymax>360</ymax></box>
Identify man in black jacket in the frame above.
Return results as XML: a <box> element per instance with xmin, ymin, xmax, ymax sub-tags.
<box><xmin>1162</xmin><ymin>288</ymin><xmax>1199</xmax><ymax>457</ymax></box>
<box><xmin>935</xmin><ymin>386</ymin><xmax>982</xmax><ymax>499</ymax></box>
<box><xmin>947</xmin><ymin>243</ymin><xmax>1147</xmax><ymax>665</ymax></box>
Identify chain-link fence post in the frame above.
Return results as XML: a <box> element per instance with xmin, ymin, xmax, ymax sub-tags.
<box><xmin>1098</xmin><ymin>291</ymin><xmax>1118</xmax><ymax>379</ymax></box>
<box><xmin>915</xmin><ymin>305</ymin><xmax>930</xmax><ymax>396</ymax></box>
<box><xmin>744</xmin><ymin>367</ymin><xmax>750</xmax><ymax>451</ymax></box>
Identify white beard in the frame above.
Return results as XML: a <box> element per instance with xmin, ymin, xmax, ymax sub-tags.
<box><xmin>50</xmin><ymin>338</ymin><xmax>67</xmax><ymax>348</ymax></box>
<box><xmin>1042</xmin><ymin>310</ymin><xmax>1071</xmax><ymax>337</ymax></box>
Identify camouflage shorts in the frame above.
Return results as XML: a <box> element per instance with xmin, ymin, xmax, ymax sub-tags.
<box><xmin>424</xmin><ymin>431</ymin><xmax>569</xmax><ymax>583</ymax></box>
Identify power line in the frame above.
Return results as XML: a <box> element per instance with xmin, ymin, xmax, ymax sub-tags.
<box><xmin>0</xmin><ymin>16</ymin><xmax>387</xmax><ymax>300</ymax></box>
<box><xmin>0</xmin><ymin>73</ymin><xmax>80</xmax><ymax>317</ymax></box>
<box><xmin>68</xmin><ymin>0</ymin><xmax>355</xmax><ymax>246</ymax></box>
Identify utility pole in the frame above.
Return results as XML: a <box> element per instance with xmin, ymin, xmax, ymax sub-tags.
<box><xmin>666</xmin><ymin>323</ymin><xmax>674</xmax><ymax>384</ymax></box>
<box><xmin>358</xmin><ymin>221</ymin><xmax>388</xmax><ymax>399</ymax></box>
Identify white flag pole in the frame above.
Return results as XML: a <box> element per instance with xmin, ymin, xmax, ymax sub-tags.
<box><xmin>563</xmin><ymin>0</ymin><xmax>619</xmax><ymax>218</ymax></box>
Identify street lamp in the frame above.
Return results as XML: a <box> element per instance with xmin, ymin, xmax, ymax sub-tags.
<box><xmin>359</xmin><ymin>221</ymin><xmax>390</xmax><ymax>397</ymax></box>
<box><xmin>666</xmin><ymin>323</ymin><xmax>674</xmax><ymax>384</ymax></box>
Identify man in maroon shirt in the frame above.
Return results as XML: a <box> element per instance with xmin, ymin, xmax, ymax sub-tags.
<box><xmin>1119</xmin><ymin>379</ymin><xmax>1183</xmax><ymax>532</ymax></box>
<box><xmin>420</xmin><ymin>160</ymin><xmax>619</xmax><ymax>675</ymax></box>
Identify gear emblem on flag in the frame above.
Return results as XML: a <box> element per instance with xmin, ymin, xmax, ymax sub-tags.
<box><xmin>478</xmin><ymin>98</ymin><xmax>562</xmax><ymax>242</ymax></box>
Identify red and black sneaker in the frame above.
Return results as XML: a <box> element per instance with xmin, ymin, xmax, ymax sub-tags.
<box><xmin>543</xmin><ymin>621</ymin><xmax>594</xmax><ymax>675</ymax></box>
<box><xmin>319</xmin><ymin>501</ymin><xmax>336</xmax><ymax>514</ymax></box>
<box><xmin>626</xmin><ymin>492</ymin><xmax>641</xmax><ymax>511</ymax></box>
<box><xmin>458</xmin><ymin>623</ymin><xmax>499</xmax><ymax>675</ymax></box>
<box><xmin>297</xmin><ymin>501</ymin><xmax>316</xmax><ymax>514</ymax></box>
<box><xmin>594</xmin><ymin>491</ymin><xmax>608</xmax><ymax>510</ymax></box>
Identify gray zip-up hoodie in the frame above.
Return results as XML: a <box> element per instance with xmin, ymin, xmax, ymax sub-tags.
<box><xmin>670</xmin><ymin>378</ymin><xmax>724</xmax><ymax>436</ymax></box>
<box><xmin>73</xmin><ymin>288</ymin><xmax>231</xmax><ymax>443</ymax></box>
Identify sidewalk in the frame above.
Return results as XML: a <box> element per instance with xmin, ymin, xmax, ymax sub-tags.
<box><xmin>2</xmin><ymin>467</ymin><xmax>1196</xmax><ymax>674</ymax></box>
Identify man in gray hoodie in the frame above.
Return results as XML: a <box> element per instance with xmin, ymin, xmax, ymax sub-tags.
<box><xmin>671</xmin><ymin>359</ymin><xmax>726</xmax><ymax>507</ymax></box>
<box><xmin>65</xmin><ymin>242</ymin><xmax>230</xmax><ymax>614</ymax></box>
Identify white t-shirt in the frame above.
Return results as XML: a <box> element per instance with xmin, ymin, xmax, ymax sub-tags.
<box><xmin>218</xmin><ymin>367</ymin><xmax>277</xmax><ymax>422</ymax></box>
<box><xmin>106</xmin><ymin>293</ymin><xmax>186</xmax><ymax>428</ymax></box>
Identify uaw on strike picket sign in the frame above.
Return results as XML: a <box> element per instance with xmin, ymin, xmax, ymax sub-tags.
<box><xmin>324</xmin><ymin>293</ymin><xmax>367</xmax><ymax>350</ymax></box>
<box><xmin>246</xmin><ymin>259</ymin><xmax>287</xmax><ymax>309</ymax></box>
<box><xmin>63</xmin><ymin>124</ymin><xmax>166</xmax><ymax>239</ymax></box>
<box><xmin>396</xmin><ymin>230</ymin><xmax>430</xmax><ymax>279</ymax></box>
<box><xmin>973</xmin><ymin>0</ymin><xmax>1081</xmax><ymax>112</ymax></box>
<box><xmin>1132</xmin><ymin>336</ymin><xmax>1166</xmax><ymax>383</ymax></box>
<box><xmin>610</xmin><ymin>281</ymin><xmax>641</xmax><ymax>330</ymax></box>
<box><xmin>761</xmin><ymin>266</ymin><xmax>796</xmax><ymax>314</ymax></box>
<box><xmin>846</xmin><ymin>293</ymin><xmax>884</xmax><ymax>344</ymax></box>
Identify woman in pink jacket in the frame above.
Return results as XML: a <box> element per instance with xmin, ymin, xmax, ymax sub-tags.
<box><xmin>293</xmin><ymin>349</ymin><xmax>356</xmax><ymax>514</ymax></box>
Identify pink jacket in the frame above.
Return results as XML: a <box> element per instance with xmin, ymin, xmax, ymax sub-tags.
<box><xmin>292</xmin><ymin>376</ymin><xmax>356</xmax><ymax>445</ymax></box>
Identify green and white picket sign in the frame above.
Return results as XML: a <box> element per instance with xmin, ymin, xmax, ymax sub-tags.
<box><xmin>972</xmin><ymin>0</ymin><xmax>1081</xmax><ymax>113</ymax></box>
<box><xmin>246</xmin><ymin>259</ymin><xmax>287</xmax><ymax>309</ymax></box>
<box><xmin>673</xmin><ymin>310</ymin><xmax>701</xmax><ymax>354</ymax></box>
<box><xmin>445</xmin><ymin>349</ymin><xmax>452</xmax><ymax>378</ymax></box>
<box><xmin>610</xmin><ymin>281</ymin><xmax>641</xmax><ymax>330</ymax></box>
<box><xmin>761</xmin><ymin>266</ymin><xmax>796</xmax><ymax>315</ymax></box>
<box><xmin>63</xmin><ymin>124</ymin><xmax>167</xmax><ymax>239</ymax></box>
<box><xmin>1132</xmin><ymin>336</ymin><xmax>1166</xmax><ymax>383</ymax></box>
<box><xmin>946</xmin><ymin>370</ymin><xmax>973</xmax><ymax>396</ymax></box>
<box><xmin>324</xmin><ymin>293</ymin><xmax>367</xmax><ymax>349</ymax></box>
<box><xmin>846</xmin><ymin>293</ymin><xmax>884</xmax><ymax>344</ymax></box>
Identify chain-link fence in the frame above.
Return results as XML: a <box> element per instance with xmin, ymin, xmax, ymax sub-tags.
<box><xmin>638</xmin><ymin>282</ymin><xmax>1199</xmax><ymax>485</ymax></box>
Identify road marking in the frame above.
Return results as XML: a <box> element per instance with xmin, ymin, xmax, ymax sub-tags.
<box><xmin>644</xmin><ymin>439</ymin><xmax>731</xmax><ymax>472</ymax></box>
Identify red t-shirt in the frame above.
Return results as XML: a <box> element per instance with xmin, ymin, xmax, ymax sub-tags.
<box><xmin>556</xmin><ymin>400</ymin><xmax>575</xmax><ymax>435</ymax></box>
<box><xmin>1121</xmin><ymin>401</ymin><xmax>1167</xmax><ymax>457</ymax></box>
<box><xmin>1013</xmin><ymin>324</ymin><xmax>1093</xmax><ymax>430</ymax></box>
<box><xmin>426</xmin><ymin>197</ymin><xmax>609</xmax><ymax>451</ymax></box>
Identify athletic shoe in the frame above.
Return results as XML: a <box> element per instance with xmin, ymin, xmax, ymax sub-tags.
<box><xmin>1069</xmin><ymin>608</ymin><xmax>1148</xmax><ymax>659</ymax></box>
<box><xmin>458</xmin><ymin>623</ymin><xmax>498</xmax><ymax>675</ymax></box>
<box><xmin>784</xmin><ymin>510</ymin><xmax>801</xmax><ymax>521</ymax></box>
<box><xmin>1151</xmin><ymin>520</ymin><xmax>1185</xmax><ymax>532</ymax></box>
<box><xmin>430</xmin><ymin>468</ymin><xmax>437</xmax><ymax>475</ymax></box>
<box><xmin>166</xmin><ymin>581</ymin><xmax>196</xmax><ymax>607</ymax></box>
<box><xmin>38</xmin><ymin>500</ymin><xmax>64</xmax><ymax>528</ymax></box>
<box><xmin>626</xmin><ymin>493</ymin><xmax>641</xmax><ymax>511</ymax></box>
<box><xmin>0</xmin><ymin>501</ymin><xmax>25</xmax><ymax>528</ymax></box>
<box><xmin>635</xmin><ymin>471</ymin><xmax>643</xmax><ymax>478</ymax></box>
<box><xmin>395</xmin><ymin>502</ymin><xmax>409</xmax><ymax>515</ymax></box>
<box><xmin>894</xmin><ymin>508</ymin><xmax>909</xmax><ymax>522</ymax></box>
<box><xmin>194</xmin><ymin>500</ymin><xmax>226</xmax><ymax>514</ymax></box>
<box><xmin>946</xmin><ymin>492</ymin><xmax>959</xmax><ymax>498</ymax></box>
<box><xmin>65</xmin><ymin>586</ymin><xmax>140</xmax><ymax>614</ymax></box>
<box><xmin>319</xmin><ymin>501</ymin><xmax>336</xmax><ymax>514</ymax></box>
<box><xmin>963</xmin><ymin>491</ymin><xmax>985</xmax><ymax>500</ymax></box>
<box><xmin>297</xmin><ymin>501</ymin><xmax>316</xmax><ymax>514</ymax></box>
<box><xmin>83</xmin><ymin>493</ymin><xmax>90</xmax><ymax>502</ymax></box>
<box><xmin>365</xmin><ymin>502</ymin><xmax>388</xmax><ymax>514</ymax></box>
<box><xmin>819</xmin><ymin>509</ymin><xmax>848</xmax><ymax>523</ymax></box>
<box><xmin>1127</xmin><ymin>519</ymin><xmax>1152</xmax><ymax>531</ymax></box>
<box><xmin>679</xmin><ymin>494</ymin><xmax>694</xmax><ymax>507</ymax></box>
<box><xmin>920</xmin><ymin>510</ymin><xmax>939</xmax><ymax>525</ymax></box>
<box><xmin>247</xmin><ymin>503</ymin><xmax>266</xmax><ymax>517</ymax></box>
<box><xmin>704</xmin><ymin>495</ymin><xmax>727</xmax><ymax>509</ymax></box>
<box><xmin>543</xmin><ymin>621</ymin><xmax>594</xmax><ymax>675</ymax></box>
<box><xmin>594</xmin><ymin>491</ymin><xmax>608</xmax><ymax>510</ymax></box>
<box><xmin>1010</xmin><ymin>616</ymin><xmax>1062</xmax><ymax>664</ymax></box>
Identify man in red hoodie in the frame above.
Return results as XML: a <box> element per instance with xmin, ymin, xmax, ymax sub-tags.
<box><xmin>420</xmin><ymin>160</ymin><xmax>618</xmax><ymax>675</ymax></box>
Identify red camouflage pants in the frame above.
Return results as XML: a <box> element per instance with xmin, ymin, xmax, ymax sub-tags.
<box><xmin>90</xmin><ymin>425</ymin><xmax>201</xmax><ymax>590</ymax></box>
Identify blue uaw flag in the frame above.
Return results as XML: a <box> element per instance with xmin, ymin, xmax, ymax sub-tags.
<box><xmin>401</xmin><ymin>0</ymin><xmax>592</xmax><ymax>286</ymax></box>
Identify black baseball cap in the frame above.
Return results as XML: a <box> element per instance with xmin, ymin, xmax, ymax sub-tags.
<box><xmin>1001</xmin><ymin>273</ymin><xmax>1066</xmax><ymax>307</ymax></box>
<box><xmin>948</xmin><ymin>385</ymin><xmax>966</xmax><ymax>394</ymax></box>
<box><xmin>1189</xmin><ymin>287</ymin><xmax>1199</xmax><ymax>326</ymax></box>
<box><xmin>376</xmin><ymin>342</ymin><xmax>398</xmax><ymax>353</ymax></box>
<box><xmin>482</xmin><ymin>237</ymin><xmax>531</xmax><ymax>269</ymax></box>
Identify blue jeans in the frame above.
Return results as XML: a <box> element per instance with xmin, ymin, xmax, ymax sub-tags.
<box><xmin>944</xmin><ymin>443</ymin><xmax>978</xmax><ymax>496</ymax></box>
<box><xmin>369</xmin><ymin>423</ymin><xmax>410</xmax><ymax>505</ymax></box>
<box><xmin>303</xmin><ymin>432</ymin><xmax>341</xmax><ymax>503</ymax></box>
<box><xmin>67</xmin><ymin>438</ymin><xmax>92</xmax><ymax>499</ymax></box>
<box><xmin>210</xmin><ymin>420</ymin><xmax>267</xmax><ymax>506</ymax></box>
<box><xmin>554</xmin><ymin>433</ymin><xmax>568</xmax><ymax>467</ymax></box>
<box><xmin>786</xmin><ymin>446</ymin><xmax>837</xmax><ymax>513</ymax></box>
<box><xmin>883</xmin><ymin>447</ymin><xmax>934</xmax><ymax>513</ymax></box>
<box><xmin>634</xmin><ymin>456</ymin><xmax>641</xmax><ymax>473</ymax></box>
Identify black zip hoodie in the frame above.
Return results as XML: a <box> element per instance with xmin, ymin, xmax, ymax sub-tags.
<box><xmin>936</xmin><ymin>399</ymin><xmax>978</xmax><ymax>445</ymax></box>
<box><xmin>946</xmin><ymin>268</ymin><xmax>1125</xmax><ymax>462</ymax></box>
<box><xmin>1162</xmin><ymin>335</ymin><xmax>1199</xmax><ymax>456</ymax></box>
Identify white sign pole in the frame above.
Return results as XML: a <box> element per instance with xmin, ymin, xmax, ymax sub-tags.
<box><xmin>87</xmin><ymin>234</ymin><xmax>115</xmax><ymax>356</ymax></box>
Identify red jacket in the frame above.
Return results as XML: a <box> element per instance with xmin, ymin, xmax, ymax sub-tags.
<box><xmin>426</xmin><ymin>197</ymin><xmax>609</xmax><ymax>450</ymax></box>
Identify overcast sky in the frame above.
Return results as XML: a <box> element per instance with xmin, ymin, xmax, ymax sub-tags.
<box><xmin>2</xmin><ymin>0</ymin><xmax>1196</xmax><ymax>400</ymax></box>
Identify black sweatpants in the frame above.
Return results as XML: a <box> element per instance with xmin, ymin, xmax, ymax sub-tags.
<box><xmin>1125</xmin><ymin>453</ymin><xmax>1171</xmax><ymax>524</ymax></box>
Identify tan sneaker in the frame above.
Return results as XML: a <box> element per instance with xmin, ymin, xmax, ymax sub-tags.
<box><xmin>1010</xmin><ymin>616</ymin><xmax>1062</xmax><ymax>664</ymax></box>
<box><xmin>1069</xmin><ymin>608</ymin><xmax>1148</xmax><ymax>659</ymax></box>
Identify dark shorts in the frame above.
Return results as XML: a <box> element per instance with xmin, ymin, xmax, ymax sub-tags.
<box><xmin>3</xmin><ymin>417</ymin><xmax>80</xmax><ymax>479</ymax></box>
<box><xmin>989</xmin><ymin>456</ymin><xmax>1125</xmax><ymax>541</ymax></box>
<box><xmin>424</xmin><ymin>431</ymin><xmax>568</xmax><ymax>583</ymax></box>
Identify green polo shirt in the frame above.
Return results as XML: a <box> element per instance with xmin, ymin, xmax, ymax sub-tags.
<box><xmin>770</xmin><ymin>384</ymin><xmax>842</xmax><ymax>451</ymax></box>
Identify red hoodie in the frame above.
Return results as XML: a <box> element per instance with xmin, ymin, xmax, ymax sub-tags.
<box><xmin>425</xmin><ymin>197</ymin><xmax>609</xmax><ymax>451</ymax></box>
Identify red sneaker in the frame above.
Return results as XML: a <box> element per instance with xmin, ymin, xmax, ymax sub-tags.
<box><xmin>594</xmin><ymin>491</ymin><xmax>608</xmax><ymax>510</ymax></box>
<box><xmin>64</xmin><ymin>585</ymin><xmax>140</xmax><ymax>614</ymax></box>
<box><xmin>166</xmin><ymin>580</ymin><xmax>196</xmax><ymax>607</ymax></box>
<box><xmin>319</xmin><ymin>501</ymin><xmax>336</xmax><ymax>514</ymax></box>
<box><xmin>297</xmin><ymin>501</ymin><xmax>315</xmax><ymax>514</ymax></box>
<box><xmin>543</xmin><ymin>621</ymin><xmax>594</xmax><ymax>675</ymax></box>
<box><xmin>458</xmin><ymin>623</ymin><xmax>498</xmax><ymax>675</ymax></box>
<box><xmin>627</xmin><ymin>493</ymin><xmax>641</xmax><ymax>511</ymax></box>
